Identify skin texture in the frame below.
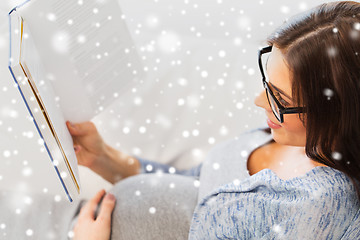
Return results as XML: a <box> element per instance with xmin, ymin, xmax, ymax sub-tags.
<box><xmin>73</xmin><ymin>189</ymin><xmax>116</xmax><ymax>240</ymax></box>
<box><xmin>66</xmin><ymin>121</ymin><xmax>141</xmax><ymax>184</ymax></box>
<box><xmin>252</xmin><ymin>46</ymin><xmax>327</xmax><ymax>179</ymax></box>
<box><xmin>66</xmin><ymin>121</ymin><xmax>141</xmax><ymax>240</ymax></box>
<box><xmin>254</xmin><ymin>46</ymin><xmax>307</xmax><ymax>148</ymax></box>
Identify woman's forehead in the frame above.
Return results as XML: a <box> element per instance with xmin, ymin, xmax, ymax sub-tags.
<box><xmin>267</xmin><ymin>46</ymin><xmax>293</xmax><ymax>99</ymax></box>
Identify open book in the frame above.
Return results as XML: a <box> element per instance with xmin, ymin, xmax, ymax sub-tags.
<box><xmin>8</xmin><ymin>0</ymin><xmax>144</xmax><ymax>202</ymax></box>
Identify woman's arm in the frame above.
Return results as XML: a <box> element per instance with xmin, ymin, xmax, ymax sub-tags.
<box><xmin>66</xmin><ymin>121</ymin><xmax>202</xmax><ymax>183</ymax></box>
<box><xmin>66</xmin><ymin>121</ymin><xmax>141</xmax><ymax>184</ymax></box>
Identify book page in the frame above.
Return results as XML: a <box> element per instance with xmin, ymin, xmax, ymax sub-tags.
<box><xmin>18</xmin><ymin>0</ymin><xmax>144</xmax><ymax>121</ymax></box>
<box><xmin>20</xmin><ymin>18</ymin><xmax>81</xmax><ymax>192</ymax></box>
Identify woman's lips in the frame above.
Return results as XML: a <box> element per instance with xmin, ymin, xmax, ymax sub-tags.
<box><xmin>267</xmin><ymin>118</ymin><xmax>282</xmax><ymax>129</ymax></box>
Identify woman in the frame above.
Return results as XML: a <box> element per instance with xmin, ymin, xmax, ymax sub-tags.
<box><xmin>69</xmin><ymin>1</ymin><xmax>360</xmax><ymax>239</ymax></box>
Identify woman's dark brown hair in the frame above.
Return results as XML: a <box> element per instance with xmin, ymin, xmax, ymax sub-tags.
<box><xmin>266</xmin><ymin>1</ymin><xmax>360</xmax><ymax>200</ymax></box>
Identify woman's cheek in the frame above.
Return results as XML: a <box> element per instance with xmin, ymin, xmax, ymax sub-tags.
<box><xmin>282</xmin><ymin>114</ymin><xmax>306</xmax><ymax>133</ymax></box>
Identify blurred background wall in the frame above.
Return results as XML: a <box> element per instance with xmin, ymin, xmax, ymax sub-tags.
<box><xmin>0</xmin><ymin>0</ymin><xmax>340</xmax><ymax>200</ymax></box>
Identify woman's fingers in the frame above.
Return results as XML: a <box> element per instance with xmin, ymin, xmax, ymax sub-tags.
<box><xmin>96</xmin><ymin>193</ymin><xmax>116</xmax><ymax>225</ymax></box>
<box><xmin>73</xmin><ymin>191</ymin><xmax>115</xmax><ymax>240</ymax></box>
<box><xmin>79</xmin><ymin>189</ymin><xmax>106</xmax><ymax>220</ymax></box>
<box><xmin>66</xmin><ymin>121</ymin><xmax>93</xmax><ymax>137</ymax></box>
<box><xmin>66</xmin><ymin>121</ymin><xmax>80</xmax><ymax>136</ymax></box>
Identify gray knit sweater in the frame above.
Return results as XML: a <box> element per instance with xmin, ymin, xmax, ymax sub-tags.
<box><xmin>140</xmin><ymin>127</ymin><xmax>360</xmax><ymax>239</ymax></box>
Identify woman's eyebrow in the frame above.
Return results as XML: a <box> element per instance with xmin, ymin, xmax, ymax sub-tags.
<box><xmin>265</xmin><ymin>55</ymin><xmax>293</xmax><ymax>101</ymax></box>
<box><xmin>268</xmin><ymin>81</ymin><xmax>293</xmax><ymax>100</ymax></box>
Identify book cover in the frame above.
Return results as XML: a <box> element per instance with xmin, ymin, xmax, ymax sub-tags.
<box><xmin>8</xmin><ymin>0</ymin><xmax>144</xmax><ymax>202</ymax></box>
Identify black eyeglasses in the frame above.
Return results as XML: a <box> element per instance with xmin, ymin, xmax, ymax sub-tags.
<box><xmin>258</xmin><ymin>46</ymin><xmax>305</xmax><ymax>123</ymax></box>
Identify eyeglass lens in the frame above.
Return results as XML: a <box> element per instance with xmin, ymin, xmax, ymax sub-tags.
<box><xmin>261</xmin><ymin>52</ymin><xmax>282</xmax><ymax>122</ymax></box>
<box><xmin>265</xmin><ymin>88</ymin><xmax>281</xmax><ymax>121</ymax></box>
<box><xmin>261</xmin><ymin>52</ymin><xmax>270</xmax><ymax>82</ymax></box>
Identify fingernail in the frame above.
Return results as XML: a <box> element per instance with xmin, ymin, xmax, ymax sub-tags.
<box><xmin>105</xmin><ymin>193</ymin><xmax>115</xmax><ymax>201</ymax></box>
<box><xmin>69</xmin><ymin>122</ymin><xmax>76</xmax><ymax>128</ymax></box>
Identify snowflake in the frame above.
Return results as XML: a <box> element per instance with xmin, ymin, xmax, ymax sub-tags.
<box><xmin>212</xmin><ymin>162</ymin><xmax>220</xmax><ymax>170</ymax></box>
<box><xmin>327</xmin><ymin>47</ymin><xmax>337</xmax><ymax>58</ymax></box>
<box><xmin>354</xmin><ymin>22</ymin><xmax>360</xmax><ymax>31</ymax></box>
<box><xmin>77</xmin><ymin>35</ymin><xmax>86</xmax><ymax>44</ymax></box>
<box><xmin>177</xmin><ymin>98</ymin><xmax>185</xmax><ymax>106</ymax></box>
<box><xmin>241</xmin><ymin>150</ymin><xmax>248</xmax><ymax>157</ymax></box>
<box><xmin>146</xmin><ymin>15</ymin><xmax>159</xmax><ymax>28</ymax></box>
<box><xmin>187</xmin><ymin>95</ymin><xmax>200</xmax><ymax>108</ymax></box>
<box><xmin>127</xmin><ymin>158</ymin><xmax>135</xmax><ymax>165</ymax></box>
<box><xmin>149</xmin><ymin>207</ymin><xmax>156</xmax><ymax>214</ymax></box>
<box><xmin>52</xmin><ymin>31</ymin><xmax>70</xmax><ymax>53</ymax></box>
<box><xmin>236</xmin><ymin>102</ymin><xmax>244</xmax><ymax>109</ymax></box>
<box><xmin>67</xmin><ymin>231</ymin><xmax>74</xmax><ymax>238</ymax></box>
<box><xmin>201</xmin><ymin>71</ymin><xmax>208</xmax><ymax>78</ymax></box>
<box><xmin>233</xmin><ymin>179</ymin><xmax>240</xmax><ymax>186</ymax></box>
<box><xmin>193</xmin><ymin>180</ymin><xmax>200</xmax><ymax>188</ymax></box>
<box><xmin>182</xmin><ymin>131</ymin><xmax>190</xmax><ymax>138</ymax></box>
<box><xmin>236</xmin><ymin>81</ymin><xmax>244</xmax><ymax>89</ymax></box>
<box><xmin>54</xmin><ymin>195</ymin><xmax>62</xmax><ymax>202</ymax></box>
<box><xmin>192</xmin><ymin>149</ymin><xmax>203</xmax><ymax>158</ymax></box>
<box><xmin>208</xmin><ymin>137</ymin><xmax>216</xmax><ymax>144</ymax></box>
<box><xmin>139</xmin><ymin>126</ymin><xmax>146</xmax><ymax>134</ymax></box>
<box><xmin>26</xmin><ymin>229</ymin><xmax>33</xmax><ymax>236</ymax></box>
<box><xmin>46</xmin><ymin>13</ymin><xmax>56</xmax><ymax>22</ymax></box>
<box><xmin>350</xmin><ymin>29</ymin><xmax>360</xmax><ymax>40</ymax></box>
<box><xmin>157</xmin><ymin>31</ymin><xmax>181</xmax><ymax>53</ymax></box>
<box><xmin>22</xmin><ymin>167</ymin><xmax>33</xmax><ymax>177</ymax></box>
<box><xmin>217</xmin><ymin>78</ymin><xmax>225</xmax><ymax>86</ymax></box>
<box><xmin>122</xmin><ymin>127</ymin><xmax>130</xmax><ymax>134</ymax></box>
<box><xmin>146</xmin><ymin>164</ymin><xmax>153</xmax><ymax>172</ymax></box>
<box><xmin>273</xmin><ymin>224</ymin><xmax>282</xmax><ymax>233</ymax></box>
<box><xmin>323</xmin><ymin>88</ymin><xmax>334</xmax><ymax>100</ymax></box>
<box><xmin>3</xmin><ymin>151</ymin><xmax>11</xmax><ymax>158</ymax></box>
<box><xmin>192</xmin><ymin>129</ymin><xmax>200</xmax><ymax>136</ymax></box>
<box><xmin>60</xmin><ymin>172</ymin><xmax>67</xmax><ymax>178</ymax></box>
<box><xmin>219</xmin><ymin>126</ymin><xmax>228</xmax><ymax>136</ymax></box>
<box><xmin>218</xmin><ymin>50</ymin><xmax>226</xmax><ymax>58</ymax></box>
<box><xmin>332</xmin><ymin>151</ymin><xmax>342</xmax><ymax>161</ymax></box>
<box><xmin>247</xmin><ymin>68</ymin><xmax>255</xmax><ymax>75</ymax></box>
<box><xmin>24</xmin><ymin>196</ymin><xmax>33</xmax><ymax>205</ymax></box>
<box><xmin>299</xmin><ymin>2</ymin><xmax>308</xmax><ymax>10</ymax></box>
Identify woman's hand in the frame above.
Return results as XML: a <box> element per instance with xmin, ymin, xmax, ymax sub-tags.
<box><xmin>66</xmin><ymin>121</ymin><xmax>141</xmax><ymax>183</ymax></box>
<box><xmin>73</xmin><ymin>189</ymin><xmax>116</xmax><ymax>240</ymax></box>
<box><xmin>66</xmin><ymin>121</ymin><xmax>107</xmax><ymax>168</ymax></box>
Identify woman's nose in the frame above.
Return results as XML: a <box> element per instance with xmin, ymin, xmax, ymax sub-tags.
<box><xmin>254</xmin><ymin>90</ymin><xmax>271</xmax><ymax>112</ymax></box>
